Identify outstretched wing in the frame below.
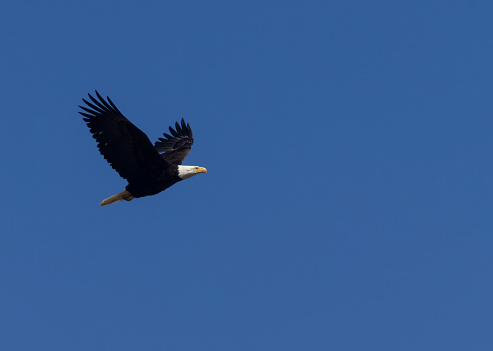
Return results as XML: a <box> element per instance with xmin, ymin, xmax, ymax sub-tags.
<box><xmin>154</xmin><ymin>118</ymin><xmax>194</xmax><ymax>165</ymax></box>
<box><xmin>79</xmin><ymin>91</ymin><xmax>168</xmax><ymax>182</ymax></box>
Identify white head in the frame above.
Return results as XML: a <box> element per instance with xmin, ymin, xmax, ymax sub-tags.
<box><xmin>177</xmin><ymin>165</ymin><xmax>208</xmax><ymax>180</ymax></box>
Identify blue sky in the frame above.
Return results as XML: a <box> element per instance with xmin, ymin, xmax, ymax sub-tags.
<box><xmin>1</xmin><ymin>1</ymin><xmax>493</xmax><ymax>350</ymax></box>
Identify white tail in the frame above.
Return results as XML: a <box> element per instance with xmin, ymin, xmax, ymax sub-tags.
<box><xmin>100</xmin><ymin>190</ymin><xmax>134</xmax><ymax>206</ymax></box>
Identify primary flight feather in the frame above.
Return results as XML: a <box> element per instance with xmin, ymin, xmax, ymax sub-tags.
<box><xmin>79</xmin><ymin>91</ymin><xmax>207</xmax><ymax>206</ymax></box>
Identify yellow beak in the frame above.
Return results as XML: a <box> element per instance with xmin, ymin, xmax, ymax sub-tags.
<box><xmin>196</xmin><ymin>167</ymin><xmax>207</xmax><ymax>173</ymax></box>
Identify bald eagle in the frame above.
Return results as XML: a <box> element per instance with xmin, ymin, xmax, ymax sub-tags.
<box><xmin>79</xmin><ymin>91</ymin><xmax>207</xmax><ymax>206</ymax></box>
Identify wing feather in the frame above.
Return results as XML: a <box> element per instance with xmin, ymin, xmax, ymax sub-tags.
<box><xmin>154</xmin><ymin>118</ymin><xmax>194</xmax><ymax>165</ymax></box>
<box><xmin>169</xmin><ymin>126</ymin><xmax>179</xmax><ymax>137</ymax></box>
<box><xmin>79</xmin><ymin>91</ymin><xmax>169</xmax><ymax>182</ymax></box>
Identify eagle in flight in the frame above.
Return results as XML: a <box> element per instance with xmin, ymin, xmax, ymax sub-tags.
<box><xmin>79</xmin><ymin>91</ymin><xmax>207</xmax><ymax>206</ymax></box>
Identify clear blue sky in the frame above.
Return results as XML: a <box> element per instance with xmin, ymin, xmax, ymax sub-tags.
<box><xmin>1</xmin><ymin>1</ymin><xmax>493</xmax><ymax>350</ymax></box>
